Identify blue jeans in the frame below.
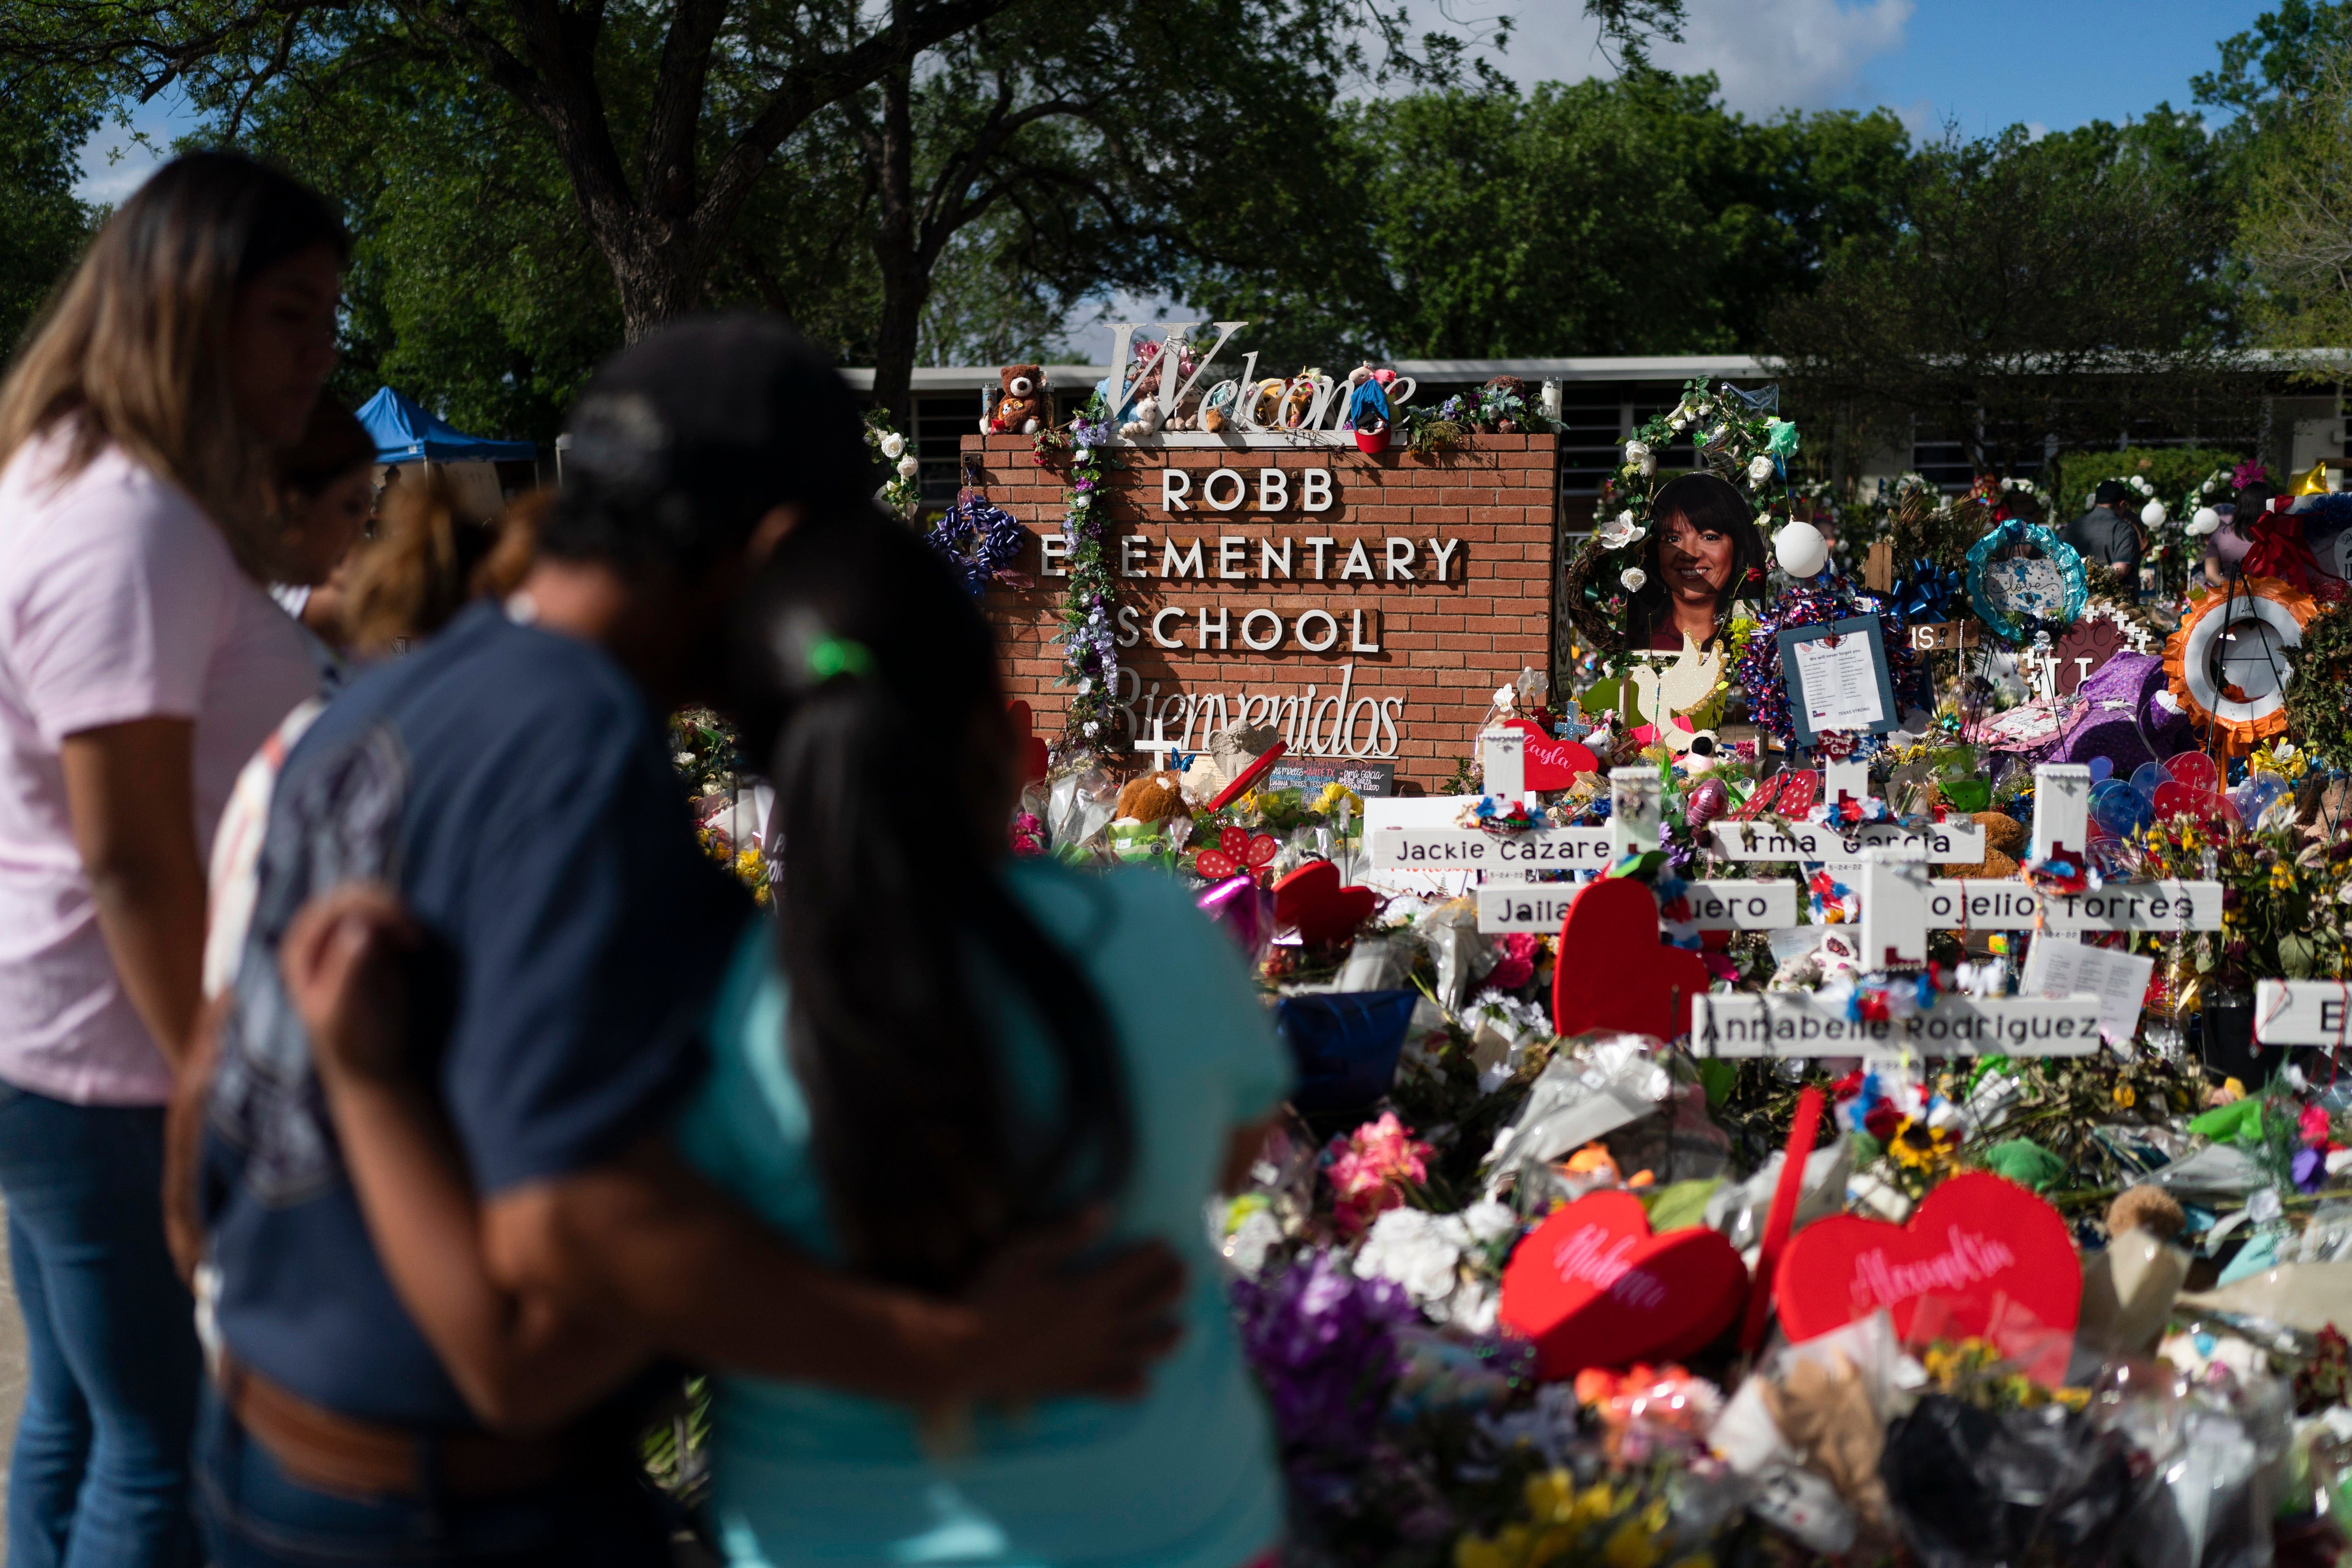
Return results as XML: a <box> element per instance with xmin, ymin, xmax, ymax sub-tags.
<box><xmin>194</xmin><ymin>1387</ymin><xmax>671</xmax><ymax>1567</ymax></box>
<box><xmin>0</xmin><ymin>1083</ymin><xmax>202</xmax><ymax>1568</ymax></box>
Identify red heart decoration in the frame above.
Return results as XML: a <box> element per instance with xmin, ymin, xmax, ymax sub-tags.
<box><xmin>1007</xmin><ymin>701</ymin><xmax>1049</xmax><ymax>786</ymax></box>
<box><xmin>1272</xmin><ymin>860</ymin><xmax>1378</xmax><ymax>947</ymax></box>
<box><xmin>1204</xmin><ymin>741</ymin><xmax>1289</xmax><ymax>813</ymax></box>
<box><xmin>1550</xmin><ymin>877</ymin><xmax>1712</xmax><ymax>1041</ymax></box>
<box><xmin>1775</xmin><ymin>1171</ymin><xmax>2080</xmax><ymax>1384</ymax></box>
<box><xmin>1194</xmin><ymin>848</ymin><xmax>1239</xmax><ymax>881</ymax></box>
<box><xmin>1499</xmin><ymin>1190</ymin><xmax>1747</xmax><ymax>1380</ymax></box>
<box><xmin>1733</xmin><ymin>768</ymin><xmax>1821</xmax><ymax>821</ymax></box>
<box><xmin>1244</xmin><ymin>833</ymin><xmax>1280</xmax><ymax>869</ymax></box>
<box><xmin>1505</xmin><ymin>719</ymin><xmax>1601</xmax><ymax>791</ymax></box>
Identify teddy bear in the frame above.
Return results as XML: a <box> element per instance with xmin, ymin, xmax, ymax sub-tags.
<box><xmin>1113</xmin><ymin>770</ymin><xmax>1191</xmax><ymax>824</ymax></box>
<box><xmin>989</xmin><ymin>365</ymin><xmax>1049</xmax><ymax>435</ymax></box>
<box><xmin>1941</xmin><ymin>810</ymin><xmax>2025</xmax><ymax>880</ymax></box>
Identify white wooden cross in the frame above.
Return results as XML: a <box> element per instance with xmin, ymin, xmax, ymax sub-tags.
<box><xmin>1610</xmin><ymin>766</ymin><xmax>1662</xmax><ymax>858</ymax></box>
<box><xmin>1822</xmin><ymin>757</ymin><xmax>1871</xmax><ymax>814</ymax></box>
<box><xmin>2030</xmin><ymin>762</ymin><xmax>2091</xmax><ymax>867</ymax></box>
<box><xmin>1479</xmin><ymin>727</ymin><xmax>1528</xmax><ymax>804</ymax></box>
<box><xmin>1135</xmin><ymin>715</ymin><xmax>1182</xmax><ymax>773</ymax></box>
<box><xmin>1856</xmin><ymin>849</ymin><xmax>1934</xmax><ymax>969</ymax></box>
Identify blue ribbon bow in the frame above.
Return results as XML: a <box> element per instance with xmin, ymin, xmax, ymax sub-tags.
<box><xmin>1894</xmin><ymin>558</ymin><xmax>1961</xmax><ymax>623</ymax></box>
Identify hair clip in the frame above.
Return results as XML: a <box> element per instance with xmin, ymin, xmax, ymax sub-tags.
<box><xmin>805</xmin><ymin>636</ymin><xmax>872</xmax><ymax>680</ymax></box>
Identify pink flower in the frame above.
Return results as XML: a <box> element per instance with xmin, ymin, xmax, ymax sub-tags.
<box><xmin>1487</xmin><ymin>932</ymin><xmax>1539</xmax><ymax>991</ymax></box>
<box><xmin>1325</xmin><ymin>1113</ymin><xmax>1432</xmax><ymax>1238</ymax></box>
<box><xmin>2301</xmin><ymin>1104</ymin><xmax>2334</xmax><ymax>1148</ymax></box>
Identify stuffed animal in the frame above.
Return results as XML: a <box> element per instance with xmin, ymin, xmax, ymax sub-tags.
<box><xmin>1199</xmin><ymin>385</ymin><xmax>1229</xmax><ymax>434</ymax></box>
<box><xmin>1942</xmin><ymin>810</ymin><xmax>2024</xmax><ymax>880</ymax></box>
<box><xmin>991</xmin><ymin>365</ymin><xmax>1049</xmax><ymax>435</ymax></box>
<box><xmin>1163</xmin><ymin>388</ymin><xmax>1204</xmax><ymax>432</ymax></box>
<box><xmin>1282</xmin><ymin>369</ymin><xmax>1326</xmax><ymax>429</ymax></box>
<box><xmin>1118</xmin><ymin>394</ymin><xmax>1164</xmax><ymax>441</ymax></box>
<box><xmin>1344</xmin><ymin>364</ymin><xmax>1388</xmax><ymax>433</ymax></box>
<box><xmin>1113</xmin><ymin>770</ymin><xmax>1192</xmax><ymax>824</ymax></box>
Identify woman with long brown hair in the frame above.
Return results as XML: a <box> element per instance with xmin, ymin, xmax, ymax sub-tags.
<box><xmin>0</xmin><ymin>151</ymin><xmax>340</xmax><ymax>1566</ymax></box>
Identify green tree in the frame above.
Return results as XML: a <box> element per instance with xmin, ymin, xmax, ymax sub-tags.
<box><xmin>2236</xmin><ymin>58</ymin><xmax>2352</xmax><ymax>361</ymax></box>
<box><xmin>2195</xmin><ymin>0</ymin><xmax>2352</xmax><ymax>136</ymax></box>
<box><xmin>0</xmin><ymin>74</ymin><xmax>95</xmax><ymax>354</ymax></box>
<box><xmin>1767</xmin><ymin>120</ymin><xmax>2255</xmax><ymax>481</ymax></box>
<box><xmin>1173</xmin><ymin>73</ymin><xmax>1909</xmax><ymax>368</ymax></box>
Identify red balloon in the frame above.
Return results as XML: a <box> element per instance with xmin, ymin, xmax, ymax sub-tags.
<box><xmin>2163</xmin><ymin>751</ymin><xmax>2219</xmax><ymax>793</ymax></box>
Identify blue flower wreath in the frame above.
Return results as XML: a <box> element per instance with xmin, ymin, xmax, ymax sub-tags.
<box><xmin>1964</xmin><ymin>520</ymin><xmax>2086</xmax><ymax>645</ymax></box>
<box><xmin>926</xmin><ymin>493</ymin><xmax>1030</xmax><ymax>595</ymax></box>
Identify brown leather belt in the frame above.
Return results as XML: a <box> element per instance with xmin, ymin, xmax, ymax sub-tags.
<box><xmin>218</xmin><ymin>1355</ymin><xmax>571</xmax><ymax>1500</ymax></box>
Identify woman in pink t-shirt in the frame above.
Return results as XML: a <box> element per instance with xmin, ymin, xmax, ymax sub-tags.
<box><xmin>0</xmin><ymin>152</ymin><xmax>338</xmax><ymax>1567</ymax></box>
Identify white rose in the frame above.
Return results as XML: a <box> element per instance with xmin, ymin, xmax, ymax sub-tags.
<box><xmin>1624</xmin><ymin>439</ymin><xmax>1656</xmax><ymax>475</ymax></box>
<box><xmin>896</xmin><ymin>455</ymin><xmax>920</xmax><ymax>479</ymax></box>
<box><xmin>879</xmin><ymin>432</ymin><xmax>906</xmax><ymax>459</ymax></box>
<box><xmin>1462</xmin><ymin>1200</ymin><xmax>1517</xmax><ymax>1243</ymax></box>
<box><xmin>1354</xmin><ymin>1209</ymin><xmax>1465</xmax><ymax>1305</ymax></box>
<box><xmin>1596</xmin><ymin>511</ymin><xmax>1646</xmax><ymax>550</ymax></box>
<box><xmin>1620</xmin><ymin>567</ymin><xmax>1647</xmax><ymax>592</ymax></box>
<box><xmin>1225</xmin><ymin>1210</ymin><xmax>1284</xmax><ymax>1276</ymax></box>
<box><xmin>1747</xmin><ymin>454</ymin><xmax>1775</xmax><ymax>485</ymax></box>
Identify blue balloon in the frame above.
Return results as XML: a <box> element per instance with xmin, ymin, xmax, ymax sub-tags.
<box><xmin>2087</xmin><ymin>756</ymin><xmax>2115</xmax><ymax>783</ymax></box>
<box><xmin>2093</xmin><ymin>779</ymin><xmax>2151</xmax><ymax>837</ymax></box>
<box><xmin>2128</xmin><ymin>762</ymin><xmax>2172</xmax><ymax>808</ymax></box>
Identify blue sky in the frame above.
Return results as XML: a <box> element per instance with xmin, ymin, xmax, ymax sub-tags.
<box><xmin>1509</xmin><ymin>0</ymin><xmax>2277</xmax><ymax>136</ymax></box>
<box><xmin>77</xmin><ymin>0</ymin><xmax>2283</xmax><ymax>203</ymax></box>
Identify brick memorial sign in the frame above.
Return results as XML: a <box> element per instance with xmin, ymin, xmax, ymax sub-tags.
<box><xmin>969</xmin><ymin>431</ymin><xmax>1561</xmax><ymax>791</ymax></box>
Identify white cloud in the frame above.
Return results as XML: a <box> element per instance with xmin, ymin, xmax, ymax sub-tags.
<box><xmin>1487</xmin><ymin>0</ymin><xmax>1913</xmax><ymax>116</ymax></box>
<box><xmin>1650</xmin><ymin>0</ymin><xmax>1913</xmax><ymax>114</ymax></box>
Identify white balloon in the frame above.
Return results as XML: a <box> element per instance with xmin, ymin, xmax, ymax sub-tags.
<box><xmin>1773</xmin><ymin>519</ymin><xmax>1829</xmax><ymax>578</ymax></box>
<box><xmin>2140</xmin><ymin>498</ymin><xmax>2168</xmax><ymax>527</ymax></box>
<box><xmin>2189</xmin><ymin>506</ymin><xmax>2222</xmax><ymax>537</ymax></box>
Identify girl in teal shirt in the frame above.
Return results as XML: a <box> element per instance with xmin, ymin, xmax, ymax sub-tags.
<box><xmin>673</xmin><ymin>517</ymin><xmax>1289</xmax><ymax>1568</ymax></box>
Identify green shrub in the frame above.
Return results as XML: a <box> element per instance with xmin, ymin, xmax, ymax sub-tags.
<box><xmin>2045</xmin><ymin>446</ymin><xmax>2261</xmax><ymax>519</ymax></box>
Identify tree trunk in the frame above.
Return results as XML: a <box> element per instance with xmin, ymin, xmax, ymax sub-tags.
<box><xmin>605</xmin><ymin>226</ymin><xmax>724</xmax><ymax>342</ymax></box>
<box><xmin>866</xmin><ymin>60</ymin><xmax>929</xmax><ymax>429</ymax></box>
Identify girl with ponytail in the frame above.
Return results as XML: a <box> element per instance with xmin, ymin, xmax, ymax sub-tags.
<box><xmin>668</xmin><ymin>516</ymin><xmax>1290</xmax><ymax>1565</ymax></box>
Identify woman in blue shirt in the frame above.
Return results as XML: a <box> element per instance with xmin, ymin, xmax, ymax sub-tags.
<box><xmin>281</xmin><ymin>512</ymin><xmax>1291</xmax><ymax>1568</ymax></box>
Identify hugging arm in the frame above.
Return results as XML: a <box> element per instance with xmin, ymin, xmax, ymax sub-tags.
<box><xmin>283</xmin><ymin>884</ymin><xmax>1186</xmax><ymax>1434</ymax></box>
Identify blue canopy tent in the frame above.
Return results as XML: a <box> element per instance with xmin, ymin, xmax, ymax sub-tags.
<box><xmin>354</xmin><ymin>386</ymin><xmax>537</xmax><ymax>465</ymax></box>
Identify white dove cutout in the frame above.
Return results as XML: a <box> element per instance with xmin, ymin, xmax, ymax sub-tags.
<box><xmin>1627</xmin><ymin>634</ymin><xmax>1724</xmax><ymax>756</ymax></box>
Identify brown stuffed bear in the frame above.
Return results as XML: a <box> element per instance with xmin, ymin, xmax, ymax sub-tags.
<box><xmin>1114</xmin><ymin>770</ymin><xmax>1191</xmax><ymax>824</ymax></box>
<box><xmin>1942</xmin><ymin>810</ymin><xmax>2025</xmax><ymax>880</ymax></box>
<box><xmin>991</xmin><ymin>365</ymin><xmax>1049</xmax><ymax>435</ymax></box>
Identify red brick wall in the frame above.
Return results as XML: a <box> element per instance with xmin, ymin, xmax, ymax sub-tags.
<box><xmin>969</xmin><ymin>433</ymin><xmax>1560</xmax><ymax>792</ymax></box>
